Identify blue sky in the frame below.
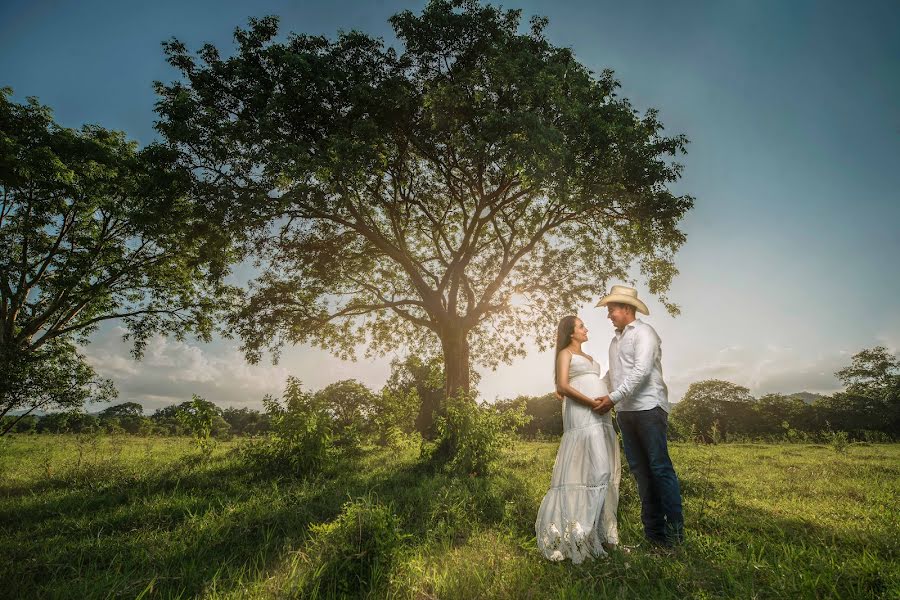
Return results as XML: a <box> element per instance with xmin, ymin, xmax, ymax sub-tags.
<box><xmin>2</xmin><ymin>0</ymin><xmax>898</xmax><ymax>410</ymax></box>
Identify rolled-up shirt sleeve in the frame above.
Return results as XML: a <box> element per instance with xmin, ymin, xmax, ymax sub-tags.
<box><xmin>609</xmin><ymin>327</ymin><xmax>656</xmax><ymax>404</ymax></box>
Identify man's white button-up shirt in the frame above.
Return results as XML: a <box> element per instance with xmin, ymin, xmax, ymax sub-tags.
<box><xmin>603</xmin><ymin>318</ymin><xmax>670</xmax><ymax>413</ymax></box>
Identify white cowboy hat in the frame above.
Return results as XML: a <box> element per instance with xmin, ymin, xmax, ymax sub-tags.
<box><xmin>595</xmin><ymin>285</ymin><xmax>649</xmax><ymax>315</ymax></box>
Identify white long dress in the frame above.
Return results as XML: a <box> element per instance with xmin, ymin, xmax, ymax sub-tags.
<box><xmin>535</xmin><ymin>354</ymin><xmax>621</xmax><ymax>563</ymax></box>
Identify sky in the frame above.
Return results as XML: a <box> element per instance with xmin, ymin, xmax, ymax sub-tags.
<box><xmin>2</xmin><ymin>0</ymin><xmax>898</xmax><ymax>412</ymax></box>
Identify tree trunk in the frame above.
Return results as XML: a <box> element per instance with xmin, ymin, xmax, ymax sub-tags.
<box><xmin>414</xmin><ymin>383</ymin><xmax>443</xmax><ymax>439</ymax></box>
<box><xmin>441</xmin><ymin>324</ymin><xmax>471</xmax><ymax>401</ymax></box>
<box><xmin>414</xmin><ymin>322</ymin><xmax>471</xmax><ymax>439</ymax></box>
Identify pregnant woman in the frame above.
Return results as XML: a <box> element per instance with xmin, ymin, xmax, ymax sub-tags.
<box><xmin>535</xmin><ymin>315</ymin><xmax>621</xmax><ymax>563</ymax></box>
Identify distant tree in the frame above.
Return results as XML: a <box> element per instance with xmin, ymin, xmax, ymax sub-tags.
<box><xmin>832</xmin><ymin>346</ymin><xmax>900</xmax><ymax>437</ymax></box>
<box><xmin>314</xmin><ymin>380</ymin><xmax>377</xmax><ymax>446</ymax></box>
<box><xmin>151</xmin><ymin>404</ymin><xmax>188</xmax><ymax>435</ymax></box>
<box><xmin>671</xmin><ymin>379</ymin><xmax>754</xmax><ymax>440</ymax></box>
<box><xmin>99</xmin><ymin>402</ymin><xmax>144</xmax><ymax>419</ymax></box>
<box><xmin>813</xmin><ymin>391</ymin><xmax>896</xmax><ymax>439</ymax></box>
<box><xmin>35</xmin><ymin>411</ymin><xmax>99</xmax><ymax>434</ymax></box>
<box><xmin>120</xmin><ymin>415</ymin><xmax>154</xmax><ymax>435</ymax></box>
<box><xmin>0</xmin><ymin>89</ymin><xmax>234</xmax><ymax>433</ymax></box>
<box><xmin>35</xmin><ymin>411</ymin><xmax>70</xmax><ymax>433</ymax></box>
<box><xmin>152</xmin><ymin>397</ymin><xmax>229</xmax><ymax>437</ymax></box>
<box><xmin>154</xmin><ymin>1</ymin><xmax>693</xmax><ymax>412</ymax></box>
<box><xmin>0</xmin><ymin>413</ymin><xmax>36</xmax><ymax>433</ymax></box>
<box><xmin>173</xmin><ymin>395</ymin><xmax>221</xmax><ymax>454</ymax></box>
<box><xmin>67</xmin><ymin>412</ymin><xmax>100</xmax><ymax>433</ymax></box>
<box><xmin>222</xmin><ymin>406</ymin><xmax>269</xmax><ymax>435</ymax></box>
<box><xmin>753</xmin><ymin>393</ymin><xmax>813</xmax><ymax>435</ymax></box>
<box><xmin>495</xmin><ymin>393</ymin><xmax>561</xmax><ymax>438</ymax></box>
<box><xmin>835</xmin><ymin>346</ymin><xmax>899</xmax><ymax>398</ymax></box>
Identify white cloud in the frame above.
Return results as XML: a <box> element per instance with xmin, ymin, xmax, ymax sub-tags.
<box><xmin>664</xmin><ymin>343</ymin><xmax>847</xmax><ymax>402</ymax></box>
<box><xmin>82</xmin><ymin>328</ymin><xmax>289</xmax><ymax>413</ymax></box>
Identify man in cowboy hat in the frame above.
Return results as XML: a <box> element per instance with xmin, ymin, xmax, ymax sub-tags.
<box><xmin>593</xmin><ymin>285</ymin><xmax>684</xmax><ymax>548</ymax></box>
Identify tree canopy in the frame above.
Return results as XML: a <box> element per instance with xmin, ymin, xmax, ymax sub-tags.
<box><xmin>154</xmin><ymin>0</ymin><xmax>693</xmax><ymax>407</ymax></box>
<box><xmin>0</xmin><ymin>88</ymin><xmax>234</xmax><ymax>426</ymax></box>
<box><xmin>835</xmin><ymin>346</ymin><xmax>899</xmax><ymax>398</ymax></box>
<box><xmin>670</xmin><ymin>379</ymin><xmax>754</xmax><ymax>440</ymax></box>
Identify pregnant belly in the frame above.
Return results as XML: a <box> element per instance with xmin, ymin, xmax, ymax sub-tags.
<box><xmin>569</xmin><ymin>373</ymin><xmax>608</xmax><ymax>398</ymax></box>
<box><xmin>565</xmin><ymin>373</ymin><xmax>612</xmax><ymax>428</ymax></box>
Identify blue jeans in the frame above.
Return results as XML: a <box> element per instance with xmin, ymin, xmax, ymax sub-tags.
<box><xmin>617</xmin><ymin>406</ymin><xmax>684</xmax><ymax>545</ymax></box>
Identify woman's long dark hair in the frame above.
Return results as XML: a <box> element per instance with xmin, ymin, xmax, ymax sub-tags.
<box><xmin>554</xmin><ymin>315</ymin><xmax>578</xmax><ymax>385</ymax></box>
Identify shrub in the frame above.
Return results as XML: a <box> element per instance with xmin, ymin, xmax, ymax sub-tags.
<box><xmin>420</xmin><ymin>392</ymin><xmax>529</xmax><ymax>476</ymax></box>
<box><xmin>826</xmin><ymin>428</ymin><xmax>850</xmax><ymax>453</ymax></box>
<box><xmin>303</xmin><ymin>495</ymin><xmax>407</xmax><ymax>598</ymax></box>
<box><xmin>176</xmin><ymin>395</ymin><xmax>219</xmax><ymax>457</ymax></box>
<box><xmin>371</xmin><ymin>387</ymin><xmax>419</xmax><ymax>447</ymax></box>
<box><xmin>242</xmin><ymin>378</ymin><xmax>335</xmax><ymax>477</ymax></box>
<box><xmin>857</xmin><ymin>429</ymin><xmax>892</xmax><ymax>443</ymax></box>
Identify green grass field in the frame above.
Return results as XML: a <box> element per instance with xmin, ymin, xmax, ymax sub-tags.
<box><xmin>1</xmin><ymin>435</ymin><xmax>897</xmax><ymax>599</ymax></box>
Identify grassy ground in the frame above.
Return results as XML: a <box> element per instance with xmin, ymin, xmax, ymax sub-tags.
<box><xmin>1</xmin><ymin>435</ymin><xmax>897</xmax><ymax>599</ymax></box>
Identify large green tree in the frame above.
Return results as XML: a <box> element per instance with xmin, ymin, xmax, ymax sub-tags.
<box><xmin>671</xmin><ymin>379</ymin><xmax>755</xmax><ymax>440</ymax></box>
<box><xmin>0</xmin><ymin>89</ymin><xmax>233</xmax><ymax>429</ymax></box>
<box><xmin>154</xmin><ymin>0</ymin><xmax>693</xmax><ymax>411</ymax></box>
<box><xmin>832</xmin><ymin>346</ymin><xmax>900</xmax><ymax>436</ymax></box>
<box><xmin>835</xmin><ymin>346</ymin><xmax>899</xmax><ymax>399</ymax></box>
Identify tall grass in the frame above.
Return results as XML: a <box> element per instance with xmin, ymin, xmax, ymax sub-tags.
<box><xmin>1</xmin><ymin>435</ymin><xmax>897</xmax><ymax>598</ymax></box>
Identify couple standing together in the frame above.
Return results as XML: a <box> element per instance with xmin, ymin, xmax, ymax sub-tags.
<box><xmin>535</xmin><ymin>285</ymin><xmax>684</xmax><ymax>563</ymax></box>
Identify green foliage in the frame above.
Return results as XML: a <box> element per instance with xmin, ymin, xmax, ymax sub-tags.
<box><xmin>835</xmin><ymin>345</ymin><xmax>899</xmax><ymax>398</ymax></box>
<box><xmin>99</xmin><ymin>402</ymin><xmax>153</xmax><ymax>435</ymax></box>
<box><xmin>671</xmin><ymin>379</ymin><xmax>754</xmax><ymax>442</ymax></box>
<box><xmin>670</xmin><ymin>348</ymin><xmax>900</xmax><ymax>443</ymax></box>
<box><xmin>313</xmin><ymin>379</ymin><xmax>376</xmax><ymax>449</ymax></box>
<box><xmin>303</xmin><ymin>495</ymin><xmax>407</xmax><ymax>598</ymax></box>
<box><xmin>421</xmin><ymin>392</ymin><xmax>530</xmax><ymax>476</ymax></box>
<box><xmin>495</xmin><ymin>392</ymin><xmax>562</xmax><ymax>438</ymax></box>
<box><xmin>0</xmin><ymin>88</ymin><xmax>235</xmax><ymax>424</ymax></box>
<box><xmin>33</xmin><ymin>411</ymin><xmax>100</xmax><ymax>434</ymax></box>
<box><xmin>105</xmin><ymin>415</ymin><xmax>153</xmax><ymax>435</ymax></box>
<box><xmin>221</xmin><ymin>406</ymin><xmax>269</xmax><ymax>435</ymax></box>
<box><xmin>0</xmin><ymin>414</ymin><xmax>36</xmax><ymax>434</ymax></box>
<box><xmin>384</xmin><ymin>355</ymin><xmax>446</xmax><ymax>437</ymax></box>
<box><xmin>830</xmin><ymin>430</ymin><xmax>850</xmax><ymax>453</ymax></box>
<box><xmin>0</xmin><ymin>339</ymin><xmax>115</xmax><ymax>436</ymax></box>
<box><xmin>154</xmin><ymin>1</ymin><xmax>693</xmax><ymax>400</ymax></box>
<box><xmin>175</xmin><ymin>395</ymin><xmax>220</xmax><ymax>456</ymax></box>
<box><xmin>242</xmin><ymin>377</ymin><xmax>335</xmax><ymax>476</ymax></box>
<box><xmin>781</xmin><ymin>420</ymin><xmax>808</xmax><ymax>443</ymax></box>
<box><xmin>150</xmin><ymin>399</ymin><xmax>229</xmax><ymax>438</ymax></box>
<box><xmin>371</xmin><ymin>387</ymin><xmax>420</xmax><ymax>449</ymax></box>
<box><xmin>754</xmin><ymin>393</ymin><xmax>814</xmax><ymax>436</ymax></box>
<box><xmin>99</xmin><ymin>402</ymin><xmax>143</xmax><ymax>419</ymax></box>
<box><xmin>824</xmin><ymin>423</ymin><xmax>850</xmax><ymax>453</ymax></box>
<box><xmin>832</xmin><ymin>346</ymin><xmax>900</xmax><ymax>437</ymax></box>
